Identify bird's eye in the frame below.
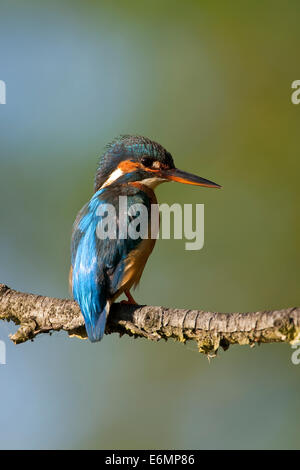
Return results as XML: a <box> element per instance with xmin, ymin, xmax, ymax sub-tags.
<box><xmin>141</xmin><ymin>156</ymin><xmax>153</xmax><ymax>168</ymax></box>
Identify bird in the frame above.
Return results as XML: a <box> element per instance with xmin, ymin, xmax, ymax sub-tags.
<box><xmin>70</xmin><ymin>135</ymin><xmax>221</xmax><ymax>342</ymax></box>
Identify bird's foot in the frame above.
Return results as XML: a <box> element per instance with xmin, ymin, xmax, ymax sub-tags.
<box><xmin>121</xmin><ymin>291</ymin><xmax>138</xmax><ymax>305</ymax></box>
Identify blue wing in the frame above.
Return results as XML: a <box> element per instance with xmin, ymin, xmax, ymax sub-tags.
<box><xmin>71</xmin><ymin>187</ymin><xmax>150</xmax><ymax>342</ymax></box>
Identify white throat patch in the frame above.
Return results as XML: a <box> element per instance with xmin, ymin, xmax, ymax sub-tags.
<box><xmin>139</xmin><ymin>177</ymin><xmax>168</xmax><ymax>189</ymax></box>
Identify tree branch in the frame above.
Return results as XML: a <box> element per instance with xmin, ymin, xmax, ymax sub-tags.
<box><xmin>0</xmin><ymin>283</ymin><xmax>299</xmax><ymax>355</ymax></box>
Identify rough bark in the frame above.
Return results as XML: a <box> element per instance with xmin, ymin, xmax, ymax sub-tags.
<box><xmin>0</xmin><ymin>283</ymin><xmax>299</xmax><ymax>355</ymax></box>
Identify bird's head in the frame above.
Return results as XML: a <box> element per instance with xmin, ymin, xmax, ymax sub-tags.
<box><xmin>94</xmin><ymin>135</ymin><xmax>221</xmax><ymax>191</ymax></box>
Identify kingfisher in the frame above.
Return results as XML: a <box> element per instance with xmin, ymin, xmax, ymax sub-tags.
<box><xmin>70</xmin><ymin>135</ymin><xmax>220</xmax><ymax>342</ymax></box>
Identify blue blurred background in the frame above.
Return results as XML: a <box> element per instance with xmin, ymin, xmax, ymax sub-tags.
<box><xmin>0</xmin><ymin>0</ymin><xmax>299</xmax><ymax>449</ymax></box>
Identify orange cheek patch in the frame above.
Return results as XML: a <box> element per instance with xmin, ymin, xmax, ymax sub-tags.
<box><xmin>118</xmin><ymin>160</ymin><xmax>141</xmax><ymax>172</ymax></box>
<box><xmin>117</xmin><ymin>159</ymin><xmax>165</xmax><ymax>176</ymax></box>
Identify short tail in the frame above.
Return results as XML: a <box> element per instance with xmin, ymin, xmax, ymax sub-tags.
<box><xmin>84</xmin><ymin>301</ymin><xmax>111</xmax><ymax>342</ymax></box>
<box><xmin>72</xmin><ymin>246</ymin><xmax>111</xmax><ymax>342</ymax></box>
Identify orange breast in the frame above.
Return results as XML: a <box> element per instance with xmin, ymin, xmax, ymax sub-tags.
<box><xmin>116</xmin><ymin>236</ymin><xmax>156</xmax><ymax>296</ymax></box>
<box><xmin>113</xmin><ymin>181</ymin><xmax>159</xmax><ymax>299</ymax></box>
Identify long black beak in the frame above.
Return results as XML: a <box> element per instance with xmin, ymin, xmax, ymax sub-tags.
<box><xmin>159</xmin><ymin>168</ymin><xmax>221</xmax><ymax>189</ymax></box>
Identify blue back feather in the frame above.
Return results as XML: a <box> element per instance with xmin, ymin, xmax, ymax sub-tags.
<box><xmin>72</xmin><ymin>190</ymin><xmax>109</xmax><ymax>341</ymax></box>
<box><xmin>71</xmin><ymin>186</ymin><xmax>151</xmax><ymax>342</ymax></box>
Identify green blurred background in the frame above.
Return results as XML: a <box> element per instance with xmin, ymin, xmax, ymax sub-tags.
<box><xmin>0</xmin><ymin>0</ymin><xmax>299</xmax><ymax>449</ymax></box>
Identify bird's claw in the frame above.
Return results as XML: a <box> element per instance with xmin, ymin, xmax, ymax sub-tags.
<box><xmin>121</xmin><ymin>291</ymin><xmax>138</xmax><ymax>305</ymax></box>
